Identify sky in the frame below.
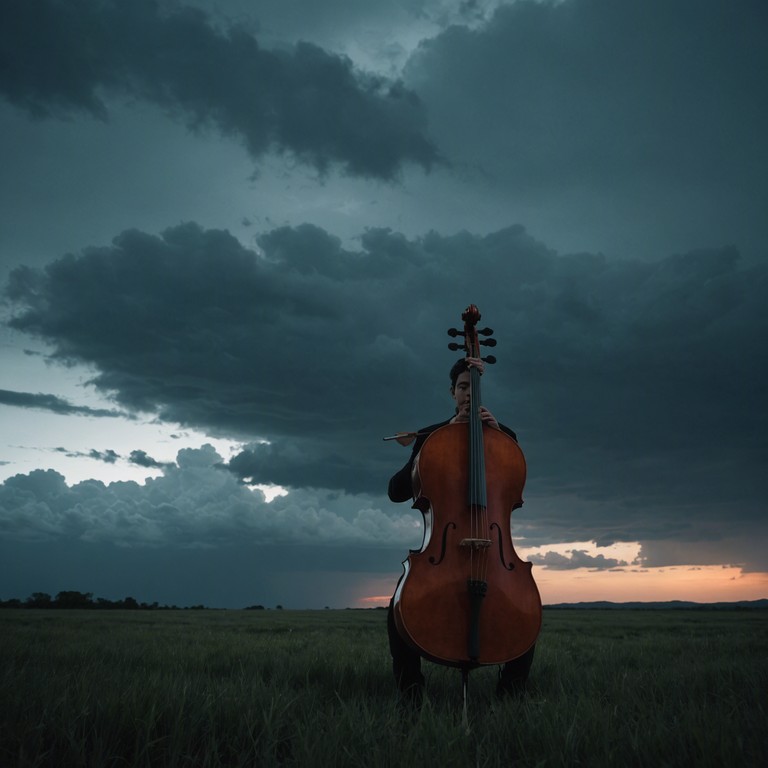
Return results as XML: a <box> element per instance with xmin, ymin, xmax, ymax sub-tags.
<box><xmin>1</xmin><ymin>0</ymin><xmax>766</xmax><ymax>609</ymax></box>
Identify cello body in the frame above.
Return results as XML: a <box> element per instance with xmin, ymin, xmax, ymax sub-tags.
<box><xmin>392</xmin><ymin>306</ymin><xmax>541</xmax><ymax>668</ymax></box>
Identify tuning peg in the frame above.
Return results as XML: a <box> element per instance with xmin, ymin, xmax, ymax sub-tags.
<box><xmin>447</xmin><ymin>328</ymin><xmax>464</xmax><ymax>337</ymax></box>
<box><xmin>482</xmin><ymin>355</ymin><xmax>497</xmax><ymax>364</ymax></box>
<box><xmin>479</xmin><ymin>338</ymin><xmax>497</xmax><ymax>347</ymax></box>
<box><xmin>478</xmin><ymin>327</ymin><xmax>494</xmax><ymax>336</ymax></box>
<box><xmin>448</xmin><ymin>342</ymin><xmax>464</xmax><ymax>351</ymax></box>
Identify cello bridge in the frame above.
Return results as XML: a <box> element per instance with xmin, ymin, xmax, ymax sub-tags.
<box><xmin>459</xmin><ymin>538</ymin><xmax>492</xmax><ymax>550</ymax></box>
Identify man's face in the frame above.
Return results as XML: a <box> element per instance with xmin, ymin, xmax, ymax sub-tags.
<box><xmin>451</xmin><ymin>370</ymin><xmax>471</xmax><ymax>412</ymax></box>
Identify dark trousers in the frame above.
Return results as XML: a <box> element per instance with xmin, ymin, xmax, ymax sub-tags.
<box><xmin>387</xmin><ymin>599</ymin><xmax>535</xmax><ymax>694</ymax></box>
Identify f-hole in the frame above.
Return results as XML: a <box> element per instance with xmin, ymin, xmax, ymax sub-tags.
<box><xmin>429</xmin><ymin>522</ymin><xmax>456</xmax><ymax>565</ymax></box>
<box><xmin>490</xmin><ymin>522</ymin><xmax>515</xmax><ymax>570</ymax></box>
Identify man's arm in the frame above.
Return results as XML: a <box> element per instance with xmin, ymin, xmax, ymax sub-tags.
<box><xmin>387</xmin><ymin>421</ymin><xmax>448</xmax><ymax>502</ymax></box>
<box><xmin>388</xmin><ymin>455</ymin><xmax>417</xmax><ymax>502</ymax></box>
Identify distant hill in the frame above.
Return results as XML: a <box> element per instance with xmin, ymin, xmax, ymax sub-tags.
<box><xmin>544</xmin><ymin>599</ymin><xmax>768</xmax><ymax>610</ymax></box>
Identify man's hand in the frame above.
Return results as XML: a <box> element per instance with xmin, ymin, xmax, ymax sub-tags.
<box><xmin>479</xmin><ymin>406</ymin><xmax>500</xmax><ymax>430</ymax></box>
<box><xmin>451</xmin><ymin>404</ymin><xmax>500</xmax><ymax>430</ymax></box>
<box><xmin>466</xmin><ymin>356</ymin><xmax>485</xmax><ymax>374</ymax></box>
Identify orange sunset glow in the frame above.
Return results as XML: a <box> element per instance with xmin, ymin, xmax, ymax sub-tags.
<box><xmin>355</xmin><ymin>563</ymin><xmax>768</xmax><ymax>608</ymax></box>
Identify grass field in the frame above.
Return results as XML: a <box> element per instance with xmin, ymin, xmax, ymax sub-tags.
<box><xmin>1</xmin><ymin>607</ymin><xmax>766</xmax><ymax>767</ymax></box>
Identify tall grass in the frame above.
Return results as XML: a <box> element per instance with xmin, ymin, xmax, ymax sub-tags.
<box><xmin>1</xmin><ymin>608</ymin><xmax>766</xmax><ymax>767</ymax></box>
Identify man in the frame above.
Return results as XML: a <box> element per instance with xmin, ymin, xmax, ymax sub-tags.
<box><xmin>387</xmin><ymin>357</ymin><xmax>535</xmax><ymax>702</ymax></box>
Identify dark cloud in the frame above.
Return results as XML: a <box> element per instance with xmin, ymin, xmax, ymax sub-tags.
<box><xmin>0</xmin><ymin>0</ymin><xmax>438</xmax><ymax>179</ymax></box>
<box><xmin>128</xmin><ymin>449</ymin><xmax>171</xmax><ymax>469</ymax></box>
<box><xmin>5</xmin><ymin>222</ymin><xmax>435</xmax><ymax>450</ymax></box>
<box><xmin>0</xmin><ymin>388</ymin><xmax>127</xmax><ymax>418</ymax></box>
<box><xmin>53</xmin><ymin>446</ymin><xmax>165</xmax><ymax>469</ymax></box>
<box><xmin>404</xmin><ymin>0</ymin><xmax>768</xmax><ymax>257</ymax></box>
<box><xmin>55</xmin><ymin>447</ymin><xmax>119</xmax><ymax>464</ymax></box>
<box><xmin>4</xmin><ymin>219</ymin><xmax>767</xmax><ymax>566</ymax></box>
<box><xmin>638</xmin><ymin>535</ymin><xmax>768</xmax><ymax>574</ymax></box>
<box><xmin>226</xmin><ymin>440</ymin><xmax>382</xmax><ymax>495</ymax></box>
<box><xmin>88</xmin><ymin>449</ymin><xmax>119</xmax><ymax>464</ymax></box>
<box><xmin>528</xmin><ymin>549</ymin><xmax>628</xmax><ymax>571</ymax></box>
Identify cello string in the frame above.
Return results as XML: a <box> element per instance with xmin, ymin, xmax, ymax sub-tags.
<box><xmin>473</xmin><ymin>359</ymin><xmax>488</xmax><ymax>583</ymax></box>
<box><xmin>473</xmin><ymin>360</ymin><xmax>489</xmax><ymax>584</ymax></box>
<box><xmin>470</xmin><ymin>364</ymin><xmax>482</xmax><ymax>579</ymax></box>
<box><xmin>468</xmin><ymin>363</ymin><xmax>474</xmax><ymax>580</ymax></box>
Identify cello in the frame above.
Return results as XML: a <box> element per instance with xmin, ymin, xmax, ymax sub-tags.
<box><xmin>391</xmin><ymin>305</ymin><xmax>541</xmax><ymax>680</ymax></box>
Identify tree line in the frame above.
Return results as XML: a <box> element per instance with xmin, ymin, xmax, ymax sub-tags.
<box><xmin>0</xmin><ymin>591</ymin><xmax>201</xmax><ymax>610</ymax></box>
<box><xmin>0</xmin><ymin>591</ymin><xmax>294</xmax><ymax>610</ymax></box>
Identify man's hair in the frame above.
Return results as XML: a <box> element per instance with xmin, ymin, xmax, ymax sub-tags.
<box><xmin>449</xmin><ymin>358</ymin><xmax>469</xmax><ymax>389</ymax></box>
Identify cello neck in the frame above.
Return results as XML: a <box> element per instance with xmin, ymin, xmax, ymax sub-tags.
<box><xmin>468</xmin><ymin>335</ymin><xmax>487</xmax><ymax>508</ymax></box>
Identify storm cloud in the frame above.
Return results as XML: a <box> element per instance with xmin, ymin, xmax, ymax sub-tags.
<box><xmin>404</xmin><ymin>0</ymin><xmax>768</xmax><ymax>257</ymax></box>
<box><xmin>128</xmin><ymin>449</ymin><xmax>173</xmax><ymax>469</ymax></box>
<box><xmin>5</xmin><ymin>219</ymin><xmax>766</xmax><ymax>563</ymax></box>
<box><xmin>0</xmin><ymin>443</ymin><xmax>417</xmax><ymax>549</ymax></box>
<box><xmin>1</xmin><ymin>1</ymin><xmax>766</xmax><ymax>604</ymax></box>
<box><xmin>528</xmin><ymin>549</ymin><xmax>628</xmax><ymax>571</ymax></box>
<box><xmin>0</xmin><ymin>0</ymin><xmax>438</xmax><ymax>179</ymax></box>
<box><xmin>0</xmin><ymin>440</ymin><xmax>420</xmax><ymax>607</ymax></box>
<box><xmin>0</xmin><ymin>388</ymin><xmax>127</xmax><ymax>418</ymax></box>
